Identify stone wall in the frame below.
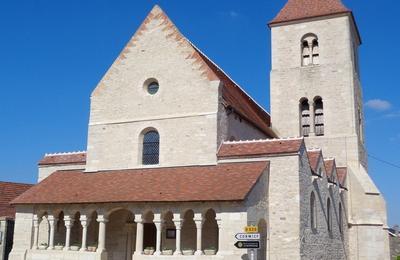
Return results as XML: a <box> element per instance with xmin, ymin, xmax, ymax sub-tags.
<box><xmin>85</xmin><ymin>6</ymin><xmax>222</xmax><ymax>172</ymax></box>
<box><xmin>270</xmin><ymin>14</ymin><xmax>390</xmax><ymax>259</ymax></box>
<box><xmin>298</xmin><ymin>147</ymin><xmax>347</xmax><ymax>260</ymax></box>
<box><xmin>8</xmin><ymin>206</ymin><xmax>34</xmax><ymax>260</ymax></box>
<box><xmin>38</xmin><ymin>164</ymin><xmax>85</xmax><ymax>183</ymax></box>
<box><xmin>226</xmin><ymin>111</ymin><xmax>267</xmax><ymax>141</ymax></box>
<box><xmin>390</xmin><ymin>235</ymin><xmax>400</xmax><ymax>259</ymax></box>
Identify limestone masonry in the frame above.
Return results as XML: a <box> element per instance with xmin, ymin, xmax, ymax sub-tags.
<box><xmin>8</xmin><ymin>1</ymin><xmax>390</xmax><ymax>259</ymax></box>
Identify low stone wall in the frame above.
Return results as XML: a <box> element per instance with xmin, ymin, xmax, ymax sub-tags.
<box><xmin>26</xmin><ymin>249</ymin><xmax>107</xmax><ymax>260</ymax></box>
<box><xmin>25</xmin><ymin>250</ymin><xmax>248</xmax><ymax>260</ymax></box>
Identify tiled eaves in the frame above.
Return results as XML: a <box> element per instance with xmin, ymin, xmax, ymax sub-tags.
<box><xmin>218</xmin><ymin>137</ymin><xmax>304</xmax><ymax>159</ymax></box>
<box><xmin>38</xmin><ymin>151</ymin><xmax>87</xmax><ymax>166</ymax></box>
<box><xmin>12</xmin><ymin>162</ymin><xmax>269</xmax><ymax>205</ymax></box>
<box><xmin>269</xmin><ymin>0</ymin><xmax>351</xmax><ymax>25</ymax></box>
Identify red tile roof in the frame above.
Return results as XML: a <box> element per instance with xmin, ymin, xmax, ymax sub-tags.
<box><xmin>307</xmin><ymin>150</ymin><xmax>322</xmax><ymax>173</ymax></box>
<box><xmin>0</xmin><ymin>182</ymin><xmax>34</xmax><ymax>218</ymax></box>
<box><xmin>192</xmin><ymin>46</ymin><xmax>276</xmax><ymax>138</ymax></box>
<box><xmin>270</xmin><ymin>0</ymin><xmax>351</xmax><ymax>25</ymax></box>
<box><xmin>337</xmin><ymin>167</ymin><xmax>347</xmax><ymax>188</ymax></box>
<box><xmin>218</xmin><ymin>138</ymin><xmax>303</xmax><ymax>159</ymax></box>
<box><xmin>324</xmin><ymin>159</ymin><xmax>335</xmax><ymax>179</ymax></box>
<box><xmin>12</xmin><ymin>162</ymin><xmax>269</xmax><ymax>205</ymax></box>
<box><xmin>39</xmin><ymin>152</ymin><xmax>86</xmax><ymax>166</ymax></box>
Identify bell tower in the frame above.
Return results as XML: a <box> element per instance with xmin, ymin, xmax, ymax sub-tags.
<box><xmin>269</xmin><ymin>0</ymin><xmax>390</xmax><ymax>259</ymax></box>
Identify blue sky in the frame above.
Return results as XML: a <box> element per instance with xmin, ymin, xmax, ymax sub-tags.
<box><xmin>0</xmin><ymin>0</ymin><xmax>399</xmax><ymax>225</ymax></box>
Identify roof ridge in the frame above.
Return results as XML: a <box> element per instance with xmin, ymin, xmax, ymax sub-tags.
<box><xmin>223</xmin><ymin>137</ymin><xmax>303</xmax><ymax>144</ymax></box>
<box><xmin>270</xmin><ymin>0</ymin><xmax>351</xmax><ymax>26</ymax></box>
<box><xmin>44</xmin><ymin>151</ymin><xmax>86</xmax><ymax>156</ymax></box>
<box><xmin>0</xmin><ymin>181</ymin><xmax>34</xmax><ymax>186</ymax></box>
<box><xmin>188</xmin><ymin>42</ymin><xmax>272</xmax><ymax>119</ymax></box>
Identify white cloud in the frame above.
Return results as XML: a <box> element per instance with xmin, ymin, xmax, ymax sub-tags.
<box><xmin>365</xmin><ymin>99</ymin><xmax>392</xmax><ymax>111</ymax></box>
<box><xmin>384</xmin><ymin>111</ymin><xmax>400</xmax><ymax>118</ymax></box>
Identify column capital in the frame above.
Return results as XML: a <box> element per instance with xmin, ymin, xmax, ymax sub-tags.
<box><xmin>64</xmin><ymin>216</ymin><xmax>74</xmax><ymax>227</ymax></box>
<box><xmin>47</xmin><ymin>215</ymin><xmax>57</xmax><ymax>222</ymax></box>
<box><xmin>193</xmin><ymin>212</ymin><xmax>203</xmax><ymax>220</ymax></box>
<box><xmin>97</xmin><ymin>215</ymin><xmax>109</xmax><ymax>223</ymax></box>
<box><xmin>216</xmin><ymin>218</ymin><xmax>223</xmax><ymax>229</ymax></box>
<box><xmin>134</xmin><ymin>213</ymin><xmax>143</xmax><ymax>223</ymax></box>
<box><xmin>80</xmin><ymin>215</ymin><xmax>91</xmax><ymax>227</ymax></box>
<box><xmin>173</xmin><ymin>218</ymin><xmax>183</xmax><ymax>229</ymax></box>
<box><xmin>153</xmin><ymin>213</ymin><xmax>162</xmax><ymax>223</ymax></box>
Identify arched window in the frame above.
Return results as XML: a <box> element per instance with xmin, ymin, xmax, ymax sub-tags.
<box><xmin>300</xmin><ymin>99</ymin><xmax>311</xmax><ymax>137</ymax></box>
<box><xmin>312</xmin><ymin>39</ymin><xmax>319</xmax><ymax>64</ymax></box>
<box><xmin>301</xmin><ymin>34</ymin><xmax>319</xmax><ymax>66</ymax></box>
<box><xmin>314</xmin><ymin>97</ymin><xmax>324</xmax><ymax>136</ymax></box>
<box><xmin>142</xmin><ymin>130</ymin><xmax>160</xmax><ymax>165</ymax></box>
<box><xmin>310</xmin><ymin>192</ymin><xmax>317</xmax><ymax>230</ymax></box>
<box><xmin>327</xmin><ymin>198</ymin><xmax>332</xmax><ymax>233</ymax></box>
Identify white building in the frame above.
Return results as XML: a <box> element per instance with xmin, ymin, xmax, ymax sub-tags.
<box><xmin>8</xmin><ymin>0</ymin><xmax>390</xmax><ymax>259</ymax></box>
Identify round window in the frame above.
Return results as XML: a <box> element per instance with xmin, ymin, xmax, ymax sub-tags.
<box><xmin>147</xmin><ymin>82</ymin><xmax>159</xmax><ymax>95</ymax></box>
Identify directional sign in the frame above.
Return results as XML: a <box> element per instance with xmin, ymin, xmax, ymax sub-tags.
<box><xmin>244</xmin><ymin>226</ymin><xmax>258</xmax><ymax>233</ymax></box>
<box><xmin>234</xmin><ymin>241</ymin><xmax>260</xmax><ymax>249</ymax></box>
<box><xmin>235</xmin><ymin>233</ymin><xmax>260</xmax><ymax>240</ymax></box>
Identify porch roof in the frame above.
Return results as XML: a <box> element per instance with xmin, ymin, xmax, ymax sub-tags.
<box><xmin>12</xmin><ymin>161</ymin><xmax>269</xmax><ymax>205</ymax></box>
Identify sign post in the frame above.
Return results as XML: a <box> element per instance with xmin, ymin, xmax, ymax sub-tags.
<box><xmin>235</xmin><ymin>226</ymin><xmax>260</xmax><ymax>260</ymax></box>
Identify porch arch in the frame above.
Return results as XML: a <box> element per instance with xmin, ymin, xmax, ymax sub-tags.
<box><xmin>202</xmin><ymin>209</ymin><xmax>218</xmax><ymax>251</ymax></box>
<box><xmin>181</xmin><ymin>210</ymin><xmax>196</xmax><ymax>252</ymax></box>
<box><xmin>106</xmin><ymin>209</ymin><xmax>136</xmax><ymax>260</ymax></box>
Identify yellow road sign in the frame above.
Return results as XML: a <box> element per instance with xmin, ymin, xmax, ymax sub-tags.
<box><xmin>244</xmin><ymin>226</ymin><xmax>258</xmax><ymax>233</ymax></box>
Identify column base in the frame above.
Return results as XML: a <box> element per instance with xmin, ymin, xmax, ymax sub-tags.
<box><xmin>96</xmin><ymin>248</ymin><xmax>106</xmax><ymax>253</ymax></box>
<box><xmin>194</xmin><ymin>250</ymin><xmax>204</xmax><ymax>255</ymax></box>
<box><xmin>63</xmin><ymin>247</ymin><xmax>70</xmax><ymax>251</ymax></box>
<box><xmin>173</xmin><ymin>251</ymin><xmax>182</xmax><ymax>255</ymax></box>
<box><xmin>47</xmin><ymin>247</ymin><xmax>54</xmax><ymax>250</ymax></box>
<box><xmin>79</xmin><ymin>248</ymin><xmax>87</xmax><ymax>252</ymax></box>
<box><xmin>154</xmin><ymin>251</ymin><xmax>162</xmax><ymax>256</ymax></box>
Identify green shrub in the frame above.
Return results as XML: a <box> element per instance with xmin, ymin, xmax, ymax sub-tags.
<box><xmin>396</xmin><ymin>256</ymin><xmax>400</xmax><ymax>260</ymax></box>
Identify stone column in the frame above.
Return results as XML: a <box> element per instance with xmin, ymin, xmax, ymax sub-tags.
<box><xmin>96</xmin><ymin>215</ymin><xmax>108</xmax><ymax>252</ymax></box>
<box><xmin>80</xmin><ymin>215</ymin><xmax>90</xmax><ymax>251</ymax></box>
<box><xmin>32</xmin><ymin>215</ymin><xmax>39</xmax><ymax>250</ymax></box>
<box><xmin>194</xmin><ymin>213</ymin><xmax>204</xmax><ymax>255</ymax></box>
<box><xmin>307</xmin><ymin>39</ymin><xmax>314</xmax><ymax>65</ymax></box>
<box><xmin>63</xmin><ymin>215</ymin><xmax>74</xmax><ymax>251</ymax></box>
<box><xmin>309</xmin><ymin>101</ymin><xmax>316</xmax><ymax>136</ymax></box>
<box><xmin>134</xmin><ymin>214</ymin><xmax>144</xmax><ymax>255</ymax></box>
<box><xmin>173</xmin><ymin>214</ymin><xmax>182</xmax><ymax>255</ymax></box>
<box><xmin>153</xmin><ymin>214</ymin><xmax>163</xmax><ymax>256</ymax></box>
<box><xmin>47</xmin><ymin>215</ymin><xmax>57</xmax><ymax>250</ymax></box>
<box><xmin>125</xmin><ymin>222</ymin><xmax>135</xmax><ymax>260</ymax></box>
<box><xmin>216</xmin><ymin>217</ymin><xmax>223</xmax><ymax>255</ymax></box>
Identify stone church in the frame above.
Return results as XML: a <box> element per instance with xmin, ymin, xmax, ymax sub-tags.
<box><xmin>8</xmin><ymin>0</ymin><xmax>390</xmax><ymax>259</ymax></box>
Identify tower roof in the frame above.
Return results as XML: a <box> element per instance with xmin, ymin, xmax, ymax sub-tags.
<box><xmin>270</xmin><ymin>0</ymin><xmax>351</xmax><ymax>26</ymax></box>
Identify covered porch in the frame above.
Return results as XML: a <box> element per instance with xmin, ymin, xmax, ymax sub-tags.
<box><xmin>25</xmin><ymin>202</ymin><xmax>267</xmax><ymax>260</ymax></box>
<box><xmin>10</xmin><ymin>161</ymin><xmax>269</xmax><ymax>260</ymax></box>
